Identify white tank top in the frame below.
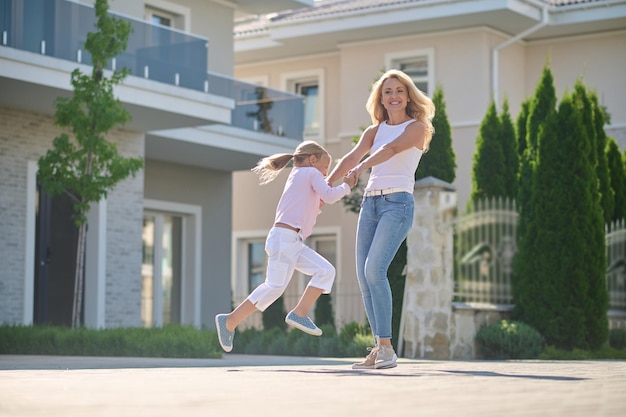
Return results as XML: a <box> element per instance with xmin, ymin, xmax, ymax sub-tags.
<box><xmin>365</xmin><ymin>120</ymin><xmax>423</xmax><ymax>193</ymax></box>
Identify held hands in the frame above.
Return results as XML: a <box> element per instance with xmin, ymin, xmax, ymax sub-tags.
<box><xmin>343</xmin><ymin>168</ymin><xmax>359</xmax><ymax>188</ymax></box>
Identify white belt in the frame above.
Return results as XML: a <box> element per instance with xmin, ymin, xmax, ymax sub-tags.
<box><xmin>363</xmin><ymin>187</ymin><xmax>406</xmax><ymax>197</ymax></box>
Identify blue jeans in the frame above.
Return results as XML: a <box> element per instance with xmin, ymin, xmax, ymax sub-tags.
<box><xmin>356</xmin><ymin>192</ymin><xmax>414</xmax><ymax>340</ymax></box>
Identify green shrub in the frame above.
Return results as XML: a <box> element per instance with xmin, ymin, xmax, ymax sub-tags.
<box><xmin>228</xmin><ymin>321</ymin><xmax>372</xmax><ymax>357</ymax></box>
<box><xmin>291</xmin><ymin>333</ymin><xmax>319</xmax><ymax>356</ymax></box>
<box><xmin>540</xmin><ymin>345</ymin><xmax>626</xmax><ymax>360</ymax></box>
<box><xmin>475</xmin><ymin>320</ymin><xmax>545</xmax><ymax>359</ymax></box>
<box><xmin>609</xmin><ymin>329</ymin><xmax>626</xmax><ymax>350</ymax></box>
<box><xmin>0</xmin><ymin>324</ymin><xmax>220</xmax><ymax>358</ymax></box>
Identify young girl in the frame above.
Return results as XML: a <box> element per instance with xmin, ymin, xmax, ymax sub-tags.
<box><xmin>215</xmin><ymin>141</ymin><xmax>356</xmax><ymax>352</ymax></box>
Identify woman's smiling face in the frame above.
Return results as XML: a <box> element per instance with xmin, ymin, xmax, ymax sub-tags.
<box><xmin>381</xmin><ymin>77</ymin><xmax>409</xmax><ymax>111</ymax></box>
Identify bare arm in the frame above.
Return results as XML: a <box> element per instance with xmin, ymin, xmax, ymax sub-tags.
<box><xmin>326</xmin><ymin>125</ymin><xmax>377</xmax><ymax>185</ymax></box>
<box><xmin>349</xmin><ymin>121</ymin><xmax>425</xmax><ymax>179</ymax></box>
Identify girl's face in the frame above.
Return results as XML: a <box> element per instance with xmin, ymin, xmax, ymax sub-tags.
<box><xmin>381</xmin><ymin>77</ymin><xmax>409</xmax><ymax>111</ymax></box>
<box><xmin>310</xmin><ymin>153</ymin><xmax>331</xmax><ymax>176</ymax></box>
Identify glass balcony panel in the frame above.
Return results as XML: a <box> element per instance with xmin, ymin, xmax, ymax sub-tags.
<box><xmin>0</xmin><ymin>0</ymin><xmax>303</xmax><ymax>140</ymax></box>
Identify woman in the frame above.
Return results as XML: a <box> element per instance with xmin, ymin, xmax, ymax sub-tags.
<box><xmin>327</xmin><ymin>69</ymin><xmax>434</xmax><ymax>369</ymax></box>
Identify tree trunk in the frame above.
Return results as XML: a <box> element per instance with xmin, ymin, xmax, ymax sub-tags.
<box><xmin>72</xmin><ymin>221</ymin><xmax>87</xmax><ymax>328</ymax></box>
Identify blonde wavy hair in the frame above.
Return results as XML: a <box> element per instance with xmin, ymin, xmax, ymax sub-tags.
<box><xmin>366</xmin><ymin>69</ymin><xmax>435</xmax><ymax>151</ymax></box>
<box><xmin>251</xmin><ymin>140</ymin><xmax>330</xmax><ymax>185</ymax></box>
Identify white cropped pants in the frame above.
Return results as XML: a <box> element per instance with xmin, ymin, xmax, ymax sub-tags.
<box><xmin>247</xmin><ymin>227</ymin><xmax>335</xmax><ymax>312</ymax></box>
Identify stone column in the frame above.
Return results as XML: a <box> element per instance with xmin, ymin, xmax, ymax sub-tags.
<box><xmin>399</xmin><ymin>177</ymin><xmax>456</xmax><ymax>359</ymax></box>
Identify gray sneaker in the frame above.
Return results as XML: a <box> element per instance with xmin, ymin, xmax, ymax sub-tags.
<box><xmin>352</xmin><ymin>346</ymin><xmax>379</xmax><ymax>369</ymax></box>
<box><xmin>285</xmin><ymin>311</ymin><xmax>322</xmax><ymax>336</ymax></box>
<box><xmin>215</xmin><ymin>314</ymin><xmax>234</xmax><ymax>352</ymax></box>
<box><xmin>374</xmin><ymin>345</ymin><xmax>397</xmax><ymax>369</ymax></box>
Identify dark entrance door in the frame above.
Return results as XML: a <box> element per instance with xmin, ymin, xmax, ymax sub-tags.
<box><xmin>34</xmin><ymin>186</ymin><xmax>80</xmax><ymax>326</ymax></box>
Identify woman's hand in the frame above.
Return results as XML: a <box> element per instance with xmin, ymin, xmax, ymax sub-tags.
<box><xmin>344</xmin><ymin>169</ymin><xmax>359</xmax><ymax>188</ymax></box>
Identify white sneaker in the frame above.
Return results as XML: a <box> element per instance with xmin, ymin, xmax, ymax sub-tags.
<box><xmin>352</xmin><ymin>346</ymin><xmax>379</xmax><ymax>369</ymax></box>
<box><xmin>374</xmin><ymin>345</ymin><xmax>397</xmax><ymax>369</ymax></box>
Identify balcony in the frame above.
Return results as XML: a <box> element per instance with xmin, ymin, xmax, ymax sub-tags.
<box><xmin>0</xmin><ymin>0</ymin><xmax>304</xmax><ymax>140</ymax></box>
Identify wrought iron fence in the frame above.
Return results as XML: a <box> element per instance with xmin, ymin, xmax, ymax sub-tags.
<box><xmin>454</xmin><ymin>198</ymin><xmax>626</xmax><ymax>311</ymax></box>
<box><xmin>607</xmin><ymin>219</ymin><xmax>626</xmax><ymax>311</ymax></box>
<box><xmin>454</xmin><ymin>197</ymin><xmax>517</xmax><ymax>305</ymax></box>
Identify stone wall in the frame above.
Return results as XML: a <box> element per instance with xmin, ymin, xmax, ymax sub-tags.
<box><xmin>400</xmin><ymin>177</ymin><xmax>457</xmax><ymax>359</ymax></box>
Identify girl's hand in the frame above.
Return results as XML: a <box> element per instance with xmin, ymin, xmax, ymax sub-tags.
<box><xmin>344</xmin><ymin>170</ymin><xmax>358</xmax><ymax>188</ymax></box>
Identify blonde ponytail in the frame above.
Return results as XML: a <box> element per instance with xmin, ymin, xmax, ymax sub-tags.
<box><xmin>251</xmin><ymin>140</ymin><xmax>330</xmax><ymax>185</ymax></box>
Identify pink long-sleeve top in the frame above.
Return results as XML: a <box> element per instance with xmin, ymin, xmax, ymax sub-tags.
<box><xmin>274</xmin><ymin>166</ymin><xmax>351</xmax><ymax>239</ymax></box>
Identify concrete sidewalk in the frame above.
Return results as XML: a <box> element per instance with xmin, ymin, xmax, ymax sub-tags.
<box><xmin>1</xmin><ymin>354</ymin><xmax>625</xmax><ymax>417</ymax></box>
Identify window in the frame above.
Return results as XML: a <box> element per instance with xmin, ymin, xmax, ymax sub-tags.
<box><xmin>311</xmin><ymin>236</ymin><xmax>337</xmax><ymax>267</ymax></box>
<box><xmin>144</xmin><ymin>1</ymin><xmax>190</xmax><ymax>32</ymax></box>
<box><xmin>235</xmin><ymin>233</ymin><xmax>338</xmax><ymax>301</ymax></box>
<box><xmin>142</xmin><ymin>212</ymin><xmax>183</xmax><ymax>327</ymax></box>
<box><xmin>298</xmin><ymin>235</ymin><xmax>337</xmax><ymax>294</ymax></box>
<box><xmin>283</xmin><ymin>70</ymin><xmax>324</xmax><ymax>140</ymax></box>
<box><xmin>386</xmin><ymin>49</ymin><xmax>434</xmax><ymax>95</ymax></box>
<box><xmin>149</xmin><ymin>11</ymin><xmax>172</xmax><ymax>27</ymax></box>
<box><xmin>247</xmin><ymin>240</ymin><xmax>266</xmax><ymax>291</ymax></box>
<box><xmin>142</xmin><ymin>200</ymin><xmax>202</xmax><ymax>328</ymax></box>
<box><xmin>296</xmin><ymin>81</ymin><xmax>320</xmax><ymax>138</ymax></box>
<box><xmin>397</xmin><ymin>58</ymin><xmax>428</xmax><ymax>95</ymax></box>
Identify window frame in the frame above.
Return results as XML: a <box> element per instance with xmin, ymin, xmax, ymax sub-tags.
<box><xmin>385</xmin><ymin>48</ymin><xmax>435</xmax><ymax>96</ymax></box>
<box><xmin>282</xmin><ymin>69</ymin><xmax>325</xmax><ymax>142</ymax></box>
<box><xmin>145</xmin><ymin>0</ymin><xmax>191</xmax><ymax>32</ymax></box>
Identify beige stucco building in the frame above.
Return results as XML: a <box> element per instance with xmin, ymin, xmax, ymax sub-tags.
<box><xmin>1</xmin><ymin>0</ymin><xmax>624</xmax><ymax>335</ymax></box>
<box><xmin>231</xmin><ymin>0</ymin><xmax>626</xmax><ymax>330</ymax></box>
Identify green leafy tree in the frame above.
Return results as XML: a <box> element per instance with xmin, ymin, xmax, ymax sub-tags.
<box><xmin>415</xmin><ymin>85</ymin><xmax>456</xmax><ymax>183</ymax></box>
<box><xmin>470</xmin><ymin>101</ymin><xmax>505</xmax><ymax>202</ymax></box>
<box><xmin>37</xmin><ymin>0</ymin><xmax>143</xmax><ymax>327</ymax></box>
<box><xmin>606</xmin><ymin>138</ymin><xmax>626</xmax><ymax>221</ymax></box>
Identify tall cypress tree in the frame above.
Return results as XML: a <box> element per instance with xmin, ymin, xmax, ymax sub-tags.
<box><xmin>570</xmin><ymin>87</ymin><xmax>608</xmax><ymax>349</ymax></box>
<box><xmin>513</xmin><ymin>65</ymin><xmax>557</xmax><ymax>325</ymax></box>
<box><xmin>587</xmin><ymin>90</ymin><xmax>614</xmax><ymax>223</ymax></box>
<box><xmin>415</xmin><ymin>85</ymin><xmax>456</xmax><ymax>183</ymax></box>
<box><xmin>470</xmin><ymin>101</ymin><xmax>505</xmax><ymax>202</ymax></box>
<box><xmin>606</xmin><ymin>138</ymin><xmax>626</xmax><ymax>221</ymax></box>
<box><xmin>500</xmin><ymin>99</ymin><xmax>518</xmax><ymax>199</ymax></box>
<box><xmin>517</xmin><ymin>89</ymin><xmax>607</xmax><ymax>349</ymax></box>
<box><xmin>518</xmin><ymin>66</ymin><xmax>557</xmax><ymax>212</ymax></box>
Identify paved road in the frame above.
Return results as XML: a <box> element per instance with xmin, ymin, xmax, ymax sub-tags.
<box><xmin>1</xmin><ymin>354</ymin><xmax>625</xmax><ymax>417</ymax></box>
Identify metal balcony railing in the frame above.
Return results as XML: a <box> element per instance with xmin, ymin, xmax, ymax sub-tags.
<box><xmin>0</xmin><ymin>0</ymin><xmax>304</xmax><ymax>139</ymax></box>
